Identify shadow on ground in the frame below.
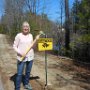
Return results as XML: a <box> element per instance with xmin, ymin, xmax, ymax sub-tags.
<box><xmin>10</xmin><ymin>73</ymin><xmax>40</xmax><ymax>88</ymax></box>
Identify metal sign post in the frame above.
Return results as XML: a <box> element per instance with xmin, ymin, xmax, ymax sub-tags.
<box><xmin>45</xmin><ymin>50</ymin><xmax>48</xmax><ymax>89</ymax></box>
<box><xmin>45</xmin><ymin>34</ymin><xmax>48</xmax><ymax>89</ymax></box>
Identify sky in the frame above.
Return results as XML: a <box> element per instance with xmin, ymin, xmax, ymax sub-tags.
<box><xmin>0</xmin><ymin>0</ymin><xmax>4</xmax><ymax>18</ymax></box>
<box><xmin>0</xmin><ymin>0</ymin><xmax>75</xmax><ymax>21</ymax></box>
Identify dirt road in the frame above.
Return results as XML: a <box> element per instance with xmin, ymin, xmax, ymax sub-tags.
<box><xmin>0</xmin><ymin>34</ymin><xmax>90</xmax><ymax>90</ymax></box>
<box><xmin>0</xmin><ymin>74</ymin><xmax>4</xmax><ymax>90</ymax></box>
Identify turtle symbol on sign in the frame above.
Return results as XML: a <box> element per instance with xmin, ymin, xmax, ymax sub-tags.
<box><xmin>42</xmin><ymin>43</ymin><xmax>49</xmax><ymax>48</ymax></box>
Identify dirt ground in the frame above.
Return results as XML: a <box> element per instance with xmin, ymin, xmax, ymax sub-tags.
<box><xmin>0</xmin><ymin>34</ymin><xmax>90</xmax><ymax>90</ymax></box>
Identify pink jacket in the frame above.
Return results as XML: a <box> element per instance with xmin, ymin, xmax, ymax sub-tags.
<box><xmin>13</xmin><ymin>33</ymin><xmax>34</xmax><ymax>61</ymax></box>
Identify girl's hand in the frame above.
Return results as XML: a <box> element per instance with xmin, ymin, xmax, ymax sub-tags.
<box><xmin>35</xmin><ymin>34</ymin><xmax>40</xmax><ymax>40</ymax></box>
<box><xmin>17</xmin><ymin>53</ymin><xmax>26</xmax><ymax>57</ymax></box>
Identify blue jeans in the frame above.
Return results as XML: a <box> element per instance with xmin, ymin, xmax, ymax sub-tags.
<box><xmin>15</xmin><ymin>60</ymin><xmax>33</xmax><ymax>90</ymax></box>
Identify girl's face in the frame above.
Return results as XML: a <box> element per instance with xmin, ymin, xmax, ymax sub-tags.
<box><xmin>22</xmin><ymin>23</ymin><xmax>30</xmax><ymax>35</ymax></box>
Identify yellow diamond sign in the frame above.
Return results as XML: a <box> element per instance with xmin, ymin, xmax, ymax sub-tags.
<box><xmin>38</xmin><ymin>38</ymin><xmax>53</xmax><ymax>51</ymax></box>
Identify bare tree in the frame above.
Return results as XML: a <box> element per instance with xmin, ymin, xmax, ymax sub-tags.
<box><xmin>65</xmin><ymin>0</ymin><xmax>70</xmax><ymax>51</ymax></box>
<box><xmin>4</xmin><ymin>0</ymin><xmax>25</xmax><ymax>34</ymax></box>
<box><xmin>57</xmin><ymin>0</ymin><xmax>65</xmax><ymax>55</ymax></box>
<box><xmin>25</xmin><ymin>0</ymin><xmax>37</xmax><ymax>14</ymax></box>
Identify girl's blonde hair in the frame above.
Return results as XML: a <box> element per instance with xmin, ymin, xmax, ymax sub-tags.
<box><xmin>22</xmin><ymin>21</ymin><xmax>30</xmax><ymax>32</ymax></box>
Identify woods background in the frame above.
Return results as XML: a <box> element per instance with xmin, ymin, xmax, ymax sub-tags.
<box><xmin>0</xmin><ymin>0</ymin><xmax>90</xmax><ymax>63</ymax></box>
